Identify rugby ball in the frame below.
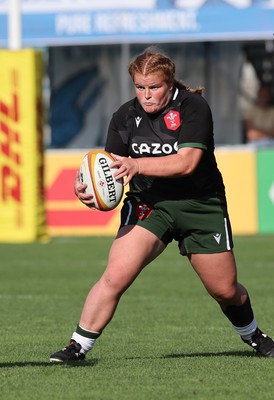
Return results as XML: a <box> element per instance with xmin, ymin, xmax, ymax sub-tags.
<box><xmin>80</xmin><ymin>149</ymin><xmax>124</xmax><ymax>211</ymax></box>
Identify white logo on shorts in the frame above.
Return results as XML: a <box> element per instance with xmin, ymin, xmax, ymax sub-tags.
<box><xmin>213</xmin><ymin>233</ymin><xmax>221</xmax><ymax>244</ymax></box>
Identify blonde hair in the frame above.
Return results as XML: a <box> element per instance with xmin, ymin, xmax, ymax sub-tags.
<box><xmin>128</xmin><ymin>46</ymin><xmax>204</xmax><ymax>95</ymax></box>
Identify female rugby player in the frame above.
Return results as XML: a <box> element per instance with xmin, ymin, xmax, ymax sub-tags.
<box><xmin>50</xmin><ymin>47</ymin><xmax>274</xmax><ymax>362</ymax></box>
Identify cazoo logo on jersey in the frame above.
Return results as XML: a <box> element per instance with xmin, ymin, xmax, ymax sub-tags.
<box><xmin>132</xmin><ymin>141</ymin><xmax>178</xmax><ymax>155</ymax></box>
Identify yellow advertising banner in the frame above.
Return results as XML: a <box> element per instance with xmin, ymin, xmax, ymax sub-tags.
<box><xmin>45</xmin><ymin>147</ymin><xmax>257</xmax><ymax>237</ymax></box>
<box><xmin>216</xmin><ymin>147</ymin><xmax>257</xmax><ymax>235</ymax></box>
<box><xmin>0</xmin><ymin>49</ymin><xmax>47</xmax><ymax>242</ymax></box>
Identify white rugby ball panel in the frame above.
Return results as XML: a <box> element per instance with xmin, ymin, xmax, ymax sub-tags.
<box><xmin>80</xmin><ymin>149</ymin><xmax>124</xmax><ymax>211</ymax></box>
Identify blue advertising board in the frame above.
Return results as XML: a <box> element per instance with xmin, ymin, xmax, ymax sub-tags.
<box><xmin>1</xmin><ymin>0</ymin><xmax>274</xmax><ymax>47</ymax></box>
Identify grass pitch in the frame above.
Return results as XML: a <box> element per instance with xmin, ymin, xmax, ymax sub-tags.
<box><xmin>0</xmin><ymin>235</ymin><xmax>274</xmax><ymax>400</ymax></box>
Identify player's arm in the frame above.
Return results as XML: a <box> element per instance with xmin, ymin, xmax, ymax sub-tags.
<box><xmin>111</xmin><ymin>147</ymin><xmax>203</xmax><ymax>186</ymax></box>
<box><xmin>138</xmin><ymin>147</ymin><xmax>203</xmax><ymax>176</ymax></box>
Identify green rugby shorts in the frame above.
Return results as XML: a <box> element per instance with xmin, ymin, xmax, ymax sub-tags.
<box><xmin>119</xmin><ymin>194</ymin><xmax>234</xmax><ymax>256</ymax></box>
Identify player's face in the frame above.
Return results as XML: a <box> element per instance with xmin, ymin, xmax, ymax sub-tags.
<box><xmin>133</xmin><ymin>72</ymin><xmax>173</xmax><ymax>114</ymax></box>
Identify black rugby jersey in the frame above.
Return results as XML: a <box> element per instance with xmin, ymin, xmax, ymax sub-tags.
<box><xmin>105</xmin><ymin>88</ymin><xmax>225</xmax><ymax>200</ymax></box>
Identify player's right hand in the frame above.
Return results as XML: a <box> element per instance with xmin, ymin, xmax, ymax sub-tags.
<box><xmin>74</xmin><ymin>170</ymin><xmax>96</xmax><ymax>208</ymax></box>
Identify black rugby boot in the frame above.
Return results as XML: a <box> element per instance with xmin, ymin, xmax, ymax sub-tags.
<box><xmin>50</xmin><ymin>340</ymin><xmax>85</xmax><ymax>363</ymax></box>
<box><xmin>242</xmin><ymin>328</ymin><xmax>274</xmax><ymax>357</ymax></box>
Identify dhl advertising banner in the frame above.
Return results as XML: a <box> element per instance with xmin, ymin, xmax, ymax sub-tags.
<box><xmin>45</xmin><ymin>147</ymin><xmax>269</xmax><ymax>237</ymax></box>
<box><xmin>45</xmin><ymin>151</ymin><xmax>122</xmax><ymax>237</ymax></box>
<box><xmin>0</xmin><ymin>49</ymin><xmax>47</xmax><ymax>243</ymax></box>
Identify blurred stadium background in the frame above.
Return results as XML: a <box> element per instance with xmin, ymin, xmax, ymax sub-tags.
<box><xmin>1</xmin><ymin>0</ymin><xmax>274</xmax><ymax>242</ymax></box>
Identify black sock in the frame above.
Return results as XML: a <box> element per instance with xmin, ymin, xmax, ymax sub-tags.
<box><xmin>221</xmin><ymin>296</ymin><xmax>254</xmax><ymax>327</ymax></box>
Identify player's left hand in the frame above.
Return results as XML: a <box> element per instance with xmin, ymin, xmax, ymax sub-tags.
<box><xmin>110</xmin><ymin>153</ymin><xmax>139</xmax><ymax>185</ymax></box>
